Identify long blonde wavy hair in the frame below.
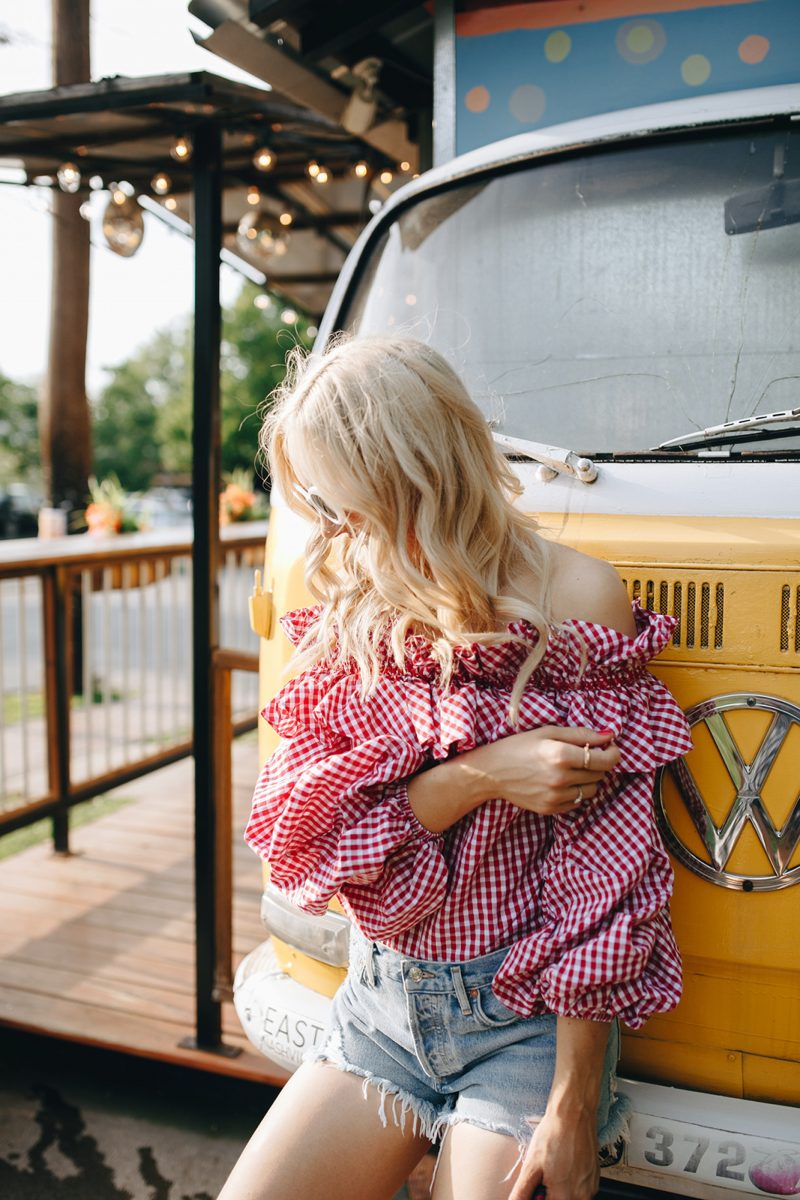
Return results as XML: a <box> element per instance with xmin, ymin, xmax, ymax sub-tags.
<box><xmin>262</xmin><ymin>334</ymin><xmax>555</xmax><ymax>723</ymax></box>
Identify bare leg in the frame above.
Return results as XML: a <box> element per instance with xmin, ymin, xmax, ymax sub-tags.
<box><xmin>217</xmin><ymin>1061</ymin><xmax>432</xmax><ymax>1200</ymax></box>
<box><xmin>432</xmin><ymin>1123</ymin><xmax>523</xmax><ymax>1200</ymax></box>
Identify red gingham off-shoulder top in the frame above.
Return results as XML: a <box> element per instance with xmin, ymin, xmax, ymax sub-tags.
<box><xmin>245</xmin><ymin>603</ymin><xmax>693</xmax><ymax>1029</ymax></box>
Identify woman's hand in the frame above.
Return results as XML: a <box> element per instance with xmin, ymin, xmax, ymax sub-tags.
<box><xmin>509</xmin><ymin>1108</ymin><xmax>599</xmax><ymax>1200</ymax></box>
<box><xmin>471</xmin><ymin>726</ymin><xmax>620</xmax><ymax>816</ymax></box>
<box><xmin>510</xmin><ymin>1015</ymin><xmax>611</xmax><ymax>1200</ymax></box>
<box><xmin>407</xmin><ymin>726</ymin><xmax>619</xmax><ymax>833</ymax></box>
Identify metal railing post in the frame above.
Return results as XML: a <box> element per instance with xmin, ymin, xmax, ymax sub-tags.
<box><xmin>50</xmin><ymin>566</ymin><xmax>72</xmax><ymax>853</ymax></box>
<box><xmin>187</xmin><ymin>117</ymin><xmax>231</xmax><ymax>1054</ymax></box>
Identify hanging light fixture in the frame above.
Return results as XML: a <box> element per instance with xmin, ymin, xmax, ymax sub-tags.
<box><xmin>236</xmin><ymin>210</ymin><xmax>290</xmax><ymax>262</ymax></box>
<box><xmin>379</xmin><ymin>169</ymin><xmax>393</xmax><ymax>185</ymax></box>
<box><xmin>341</xmin><ymin>58</ymin><xmax>381</xmax><ymax>135</ymax></box>
<box><xmin>306</xmin><ymin>160</ymin><xmax>320</xmax><ymax>179</ymax></box>
<box><xmin>252</xmin><ymin>146</ymin><xmax>276</xmax><ymax>172</ymax></box>
<box><xmin>314</xmin><ymin>165</ymin><xmax>330</xmax><ymax>184</ymax></box>
<box><xmin>102</xmin><ymin>190</ymin><xmax>144</xmax><ymax>257</ymax></box>
<box><xmin>247</xmin><ymin>185</ymin><xmax>261</xmax><ymax>206</ymax></box>
<box><xmin>151</xmin><ymin>171</ymin><xmax>171</xmax><ymax>195</ymax></box>
<box><xmin>170</xmin><ymin>134</ymin><xmax>192</xmax><ymax>163</ymax></box>
<box><xmin>164</xmin><ymin>196</ymin><xmax>178</xmax><ymax>212</ymax></box>
<box><xmin>56</xmin><ymin>161</ymin><xmax>81</xmax><ymax>193</ymax></box>
<box><xmin>279</xmin><ymin>211</ymin><xmax>293</xmax><ymax>227</ymax></box>
<box><xmin>354</xmin><ymin>160</ymin><xmax>369</xmax><ymax>178</ymax></box>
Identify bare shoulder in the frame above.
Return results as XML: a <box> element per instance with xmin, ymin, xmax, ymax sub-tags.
<box><xmin>546</xmin><ymin>541</ymin><xmax>637</xmax><ymax>636</ymax></box>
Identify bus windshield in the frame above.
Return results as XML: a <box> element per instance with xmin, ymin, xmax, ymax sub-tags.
<box><xmin>340</xmin><ymin>128</ymin><xmax>800</xmax><ymax>455</ymax></box>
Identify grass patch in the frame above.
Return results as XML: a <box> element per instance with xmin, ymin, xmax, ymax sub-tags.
<box><xmin>2</xmin><ymin>691</ymin><xmax>45</xmax><ymax>724</ymax></box>
<box><xmin>3</xmin><ymin>687</ymin><xmax>126</xmax><ymax>726</ymax></box>
<box><xmin>0</xmin><ymin>792</ymin><xmax>134</xmax><ymax>862</ymax></box>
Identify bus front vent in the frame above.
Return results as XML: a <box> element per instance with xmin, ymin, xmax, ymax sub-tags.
<box><xmin>780</xmin><ymin>585</ymin><xmax>800</xmax><ymax>653</ymax></box>
<box><xmin>622</xmin><ymin>577</ymin><xmax>725</xmax><ymax>651</ymax></box>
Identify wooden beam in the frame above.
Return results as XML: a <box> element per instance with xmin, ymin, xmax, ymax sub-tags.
<box><xmin>199</xmin><ymin>21</ymin><xmax>419</xmax><ymax>169</ymax></box>
<box><xmin>297</xmin><ymin>0</ymin><xmax>423</xmax><ymax>61</ymax></box>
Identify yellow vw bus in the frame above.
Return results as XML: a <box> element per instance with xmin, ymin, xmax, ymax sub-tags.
<box><xmin>237</xmin><ymin>84</ymin><xmax>800</xmax><ymax>1198</ymax></box>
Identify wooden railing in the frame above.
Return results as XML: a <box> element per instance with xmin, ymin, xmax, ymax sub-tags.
<box><xmin>0</xmin><ymin>523</ymin><xmax>266</xmax><ymax>851</ymax></box>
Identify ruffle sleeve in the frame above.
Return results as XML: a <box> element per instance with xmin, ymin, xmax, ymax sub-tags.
<box><xmin>244</xmin><ymin>607</ymin><xmax>449</xmax><ymax>940</ymax></box>
<box><xmin>489</xmin><ymin>605</ymin><xmax>694</xmax><ymax>1028</ymax></box>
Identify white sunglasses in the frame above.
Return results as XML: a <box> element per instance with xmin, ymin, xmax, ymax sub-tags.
<box><xmin>294</xmin><ymin>483</ymin><xmax>346</xmax><ymax>527</ymax></box>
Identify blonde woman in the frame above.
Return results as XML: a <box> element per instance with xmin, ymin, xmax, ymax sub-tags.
<box><xmin>220</xmin><ymin>337</ymin><xmax>692</xmax><ymax>1200</ymax></box>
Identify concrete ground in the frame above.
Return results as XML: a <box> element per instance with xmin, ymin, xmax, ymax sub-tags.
<box><xmin>0</xmin><ymin>1029</ymin><xmax>435</xmax><ymax>1200</ymax></box>
<box><xmin>0</xmin><ymin>1029</ymin><xmax>278</xmax><ymax>1200</ymax></box>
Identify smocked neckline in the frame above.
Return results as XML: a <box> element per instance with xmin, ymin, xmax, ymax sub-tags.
<box><xmin>280</xmin><ymin>601</ymin><xmax>675</xmax><ymax>687</ymax></box>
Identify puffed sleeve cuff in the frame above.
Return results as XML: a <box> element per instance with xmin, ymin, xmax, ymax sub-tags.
<box><xmin>491</xmin><ymin>773</ymin><xmax>683</xmax><ymax>1028</ymax></box>
<box><xmin>337</xmin><ymin>782</ymin><xmax>449</xmax><ymax>940</ymax></box>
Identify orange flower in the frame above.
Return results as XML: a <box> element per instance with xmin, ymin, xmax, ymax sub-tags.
<box><xmin>85</xmin><ymin>500</ymin><xmax>122</xmax><ymax>535</ymax></box>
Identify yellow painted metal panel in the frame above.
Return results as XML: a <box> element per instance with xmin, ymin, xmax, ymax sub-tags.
<box><xmin>249</xmin><ymin>508</ymin><xmax>800</xmax><ymax>1111</ymax></box>
<box><xmin>620</xmin><ymin>1034</ymin><xmax>743</xmax><ymax>1097</ymax></box>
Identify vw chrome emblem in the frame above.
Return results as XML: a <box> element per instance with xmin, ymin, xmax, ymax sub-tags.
<box><xmin>656</xmin><ymin>694</ymin><xmax>800</xmax><ymax>892</ymax></box>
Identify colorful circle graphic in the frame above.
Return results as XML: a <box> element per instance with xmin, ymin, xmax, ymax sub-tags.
<box><xmin>616</xmin><ymin>19</ymin><xmax>666</xmax><ymax>64</ymax></box>
<box><xmin>509</xmin><ymin>84</ymin><xmax>546</xmax><ymax>125</ymax></box>
<box><xmin>682</xmin><ymin>54</ymin><xmax>712</xmax><ymax>86</ymax></box>
<box><xmin>545</xmin><ymin>30</ymin><xmax>572</xmax><ymax>63</ymax></box>
<box><xmin>739</xmin><ymin>35</ymin><xmax>770</xmax><ymax>64</ymax></box>
<box><xmin>465</xmin><ymin>85</ymin><xmax>490</xmax><ymax>113</ymax></box>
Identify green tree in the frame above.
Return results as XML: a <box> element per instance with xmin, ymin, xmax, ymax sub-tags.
<box><xmin>0</xmin><ymin>371</ymin><xmax>40</xmax><ymax>487</ymax></box>
<box><xmin>92</xmin><ymin>283</ymin><xmax>313</xmax><ymax>492</ymax></box>
<box><xmin>93</xmin><ymin>324</ymin><xmax>190</xmax><ymax>491</ymax></box>
<box><xmin>220</xmin><ymin>282</ymin><xmax>313</xmax><ymax>481</ymax></box>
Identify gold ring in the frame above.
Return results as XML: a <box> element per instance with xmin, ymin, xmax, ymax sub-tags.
<box><xmin>583</xmin><ymin>743</ymin><xmax>591</xmax><ymax>769</ymax></box>
<box><xmin>575</xmin><ymin>785</ymin><xmax>584</xmax><ymax>803</ymax></box>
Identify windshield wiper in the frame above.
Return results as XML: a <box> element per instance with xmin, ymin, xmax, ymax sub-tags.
<box><xmin>652</xmin><ymin>407</ymin><xmax>800</xmax><ymax>452</ymax></box>
<box><xmin>493</xmin><ymin>433</ymin><xmax>599</xmax><ymax>483</ymax></box>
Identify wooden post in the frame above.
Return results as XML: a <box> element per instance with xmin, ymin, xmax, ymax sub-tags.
<box><xmin>41</xmin><ymin>0</ymin><xmax>92</xmax><ymax>522</ymax></box>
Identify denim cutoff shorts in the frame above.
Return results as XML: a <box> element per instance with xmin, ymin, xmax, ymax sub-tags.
<box><xmin>311</xmin><ymin>930</ymin><xmax>630</xmax><ymax>1155</ymax></box>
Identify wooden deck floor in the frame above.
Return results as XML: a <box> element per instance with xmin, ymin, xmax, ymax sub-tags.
<box><xmin>0</xmin><ymin>737</ymin><xmax>290</xmax><ymax>1086</ymax></box>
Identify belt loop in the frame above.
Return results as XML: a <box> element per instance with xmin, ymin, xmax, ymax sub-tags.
<box><xmin>363</xmin><ymin>941</ymin><xmax>377</xmax><ymax>987</ymax></box>
<box><xmin>450</xmin><ymin>965</ymin><xmax>472</xmax><ymax>1016</ymax></box>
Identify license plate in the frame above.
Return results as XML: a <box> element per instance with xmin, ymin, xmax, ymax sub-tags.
<box><xmin>627</xmin><ymin>1113</ymin><xmax>800</xmax><ymax>1196</ymax></box>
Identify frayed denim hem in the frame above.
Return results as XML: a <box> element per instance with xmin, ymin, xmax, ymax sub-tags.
<box><xmin>597</xmin><ymin>1088</ymin><xmax>632</xmax><ymax>1152</ymax></box>
<box><xmin>308</xmin><ymin>1040</ymin><xmax>440</xmax><ymax>1143</ymax></box>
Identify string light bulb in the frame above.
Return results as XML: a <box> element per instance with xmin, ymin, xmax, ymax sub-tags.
<box><xmin>379</xmin><ymin>169</ymin><xmax>393</xmax><ymax>185</ymax></box>
<box><xmin>252</xmin><ymin>146</ymin><xmax>276</xmax><ymax>172</ymax></box>
<box><xmin>170</xmin><ymin>134</ymin><xmax>192</xmax><ymax>162</ymax></box>
<box><xmin>314</xmin><ymin>165</ymin><xmax>330</xmax><ymax>184</ymax></box>
<box><xmin>400</xmin><ymin>161</ymin><xmax>411</xmax><ymax>172</ymax></box>
<box><xmin>236</xmin><ymin>210</ymin><xmax>290</xmax><ymax>262</ymax></box>
<box><xmin>56</xmin><ymin>162</ymin><xmax>81</xmax><ymax>194</ymax></box>
<box><xmin>102</xmin><ymin>192</ymin><xmax>144</xmax><ymax>257</ymax></box>
<box><xmin>279</xmin><ymin>211</ymin><xmax>293</xmax><ymax>226</ymax></box>
<box><xmin>151</xmin><ymin>171</ymin><xmax>171</xmax><ymax>195</ymax></box>
<box><xmin>247</xmin><ymin>185</ymin><xmax>261</xmax><ymax>206</ymax></box>
<box><xmin>164</xmin><ymin>196</ymin><xmax>178</xmax><ymax>211</ymax></box>
<box><xmin>306</xmin><ymin>160</ymin><xmax>320</xmax><ymax>178</ymax></box>
<box><xmin>354</xmin><ymin>161</ymin><xmax>369</xmax><ymax>178</ymax></box>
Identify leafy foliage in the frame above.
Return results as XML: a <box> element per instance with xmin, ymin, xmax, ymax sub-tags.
<box><xmin>93</xmin><ymin>281</ymin><xmax>312</xmax><ymax>491</ymax></box>
<box><xmin>0</xmin><ymin>371</ymin><xmax>40</xmax><ymax>487</ymax></box>
<box><xmin>0</xmin><ymin>282</ymin><xmax>314</xmax><ymax>496</ymax></box>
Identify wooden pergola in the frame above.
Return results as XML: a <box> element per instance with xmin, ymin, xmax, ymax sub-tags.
<box><xmin>0</xmin><ymin>69</ymin><xmax>409</xmax><ymax>1056</ymax></box>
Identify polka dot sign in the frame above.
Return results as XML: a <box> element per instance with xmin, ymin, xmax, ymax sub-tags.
<box><xmin>455</xmin><ymin>0</ymin><xmax>796</xmax><ymax>155</ymax></box>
